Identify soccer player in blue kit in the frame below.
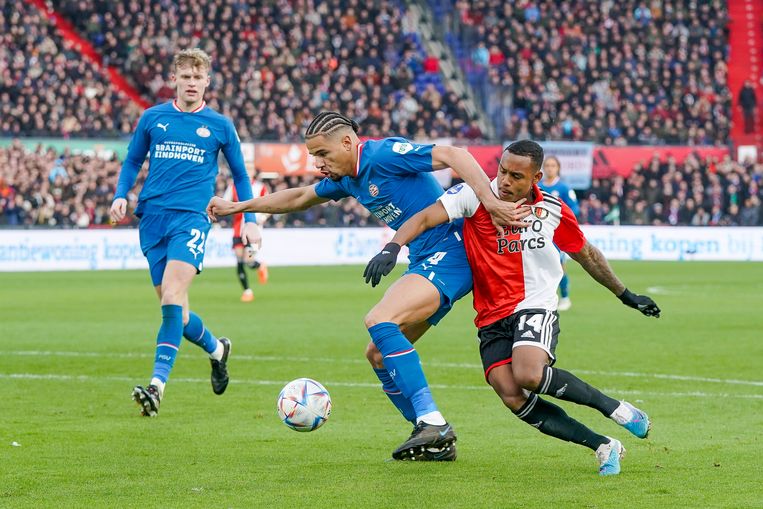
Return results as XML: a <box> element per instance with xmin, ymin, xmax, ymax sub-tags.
<box><xmin>110</xmin><ymin>49</ymin><xmax>261</xmax><ymax>417</ymax></box>
<box><xmin>539</xmin><ymin>156</ymin><xmax>580</xmax><ymax>311</ymax></box>
<box><xmin>207</xmin><ymin>111</ymin><xmax>529</xmax><ymax>460</ymax></box>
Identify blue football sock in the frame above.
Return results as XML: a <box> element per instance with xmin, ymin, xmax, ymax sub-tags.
<box><xmin>373</xmin><ymin>367</ymin><xmax>416</xmax><ymax>423</ymax></box>
<box><xmin>560</xmin><ymin>273</ymin><xmax>570</xmax><ymax>298</ymax></box>
<box><xmin>368</xmin><ymin>322</ymin><xmax>438</xmax><ymax>418</ymax></box>
<box><xmin>152</xmin><ymin>304</ymin><xmax>183</xmax><ymax>383</ymax></box>
<box><xmin>183</xmin><ymin>311</ymin><xmax>218</xmax><ymax>354</ymax></box>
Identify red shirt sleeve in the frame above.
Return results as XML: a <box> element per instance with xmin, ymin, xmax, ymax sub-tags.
<box><xmin>553</xmin><ymin>201</ymin><xmax>586</xmax><ymax>253</ymax></box>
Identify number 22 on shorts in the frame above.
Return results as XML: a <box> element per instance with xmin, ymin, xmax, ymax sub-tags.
<box><xmin>186</xmin><ymin>228</ymin><xmax>206</xmax><ymax>259</ymax></box>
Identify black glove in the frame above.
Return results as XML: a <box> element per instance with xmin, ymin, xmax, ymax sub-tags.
<box><xmin>363</xmin><ymin>242</ymin><xmax>401</xmax><ymax>287</ymax></box>
<box><xmin>618</xmin><ymin>288</ymin><xmax>661</xmax><ymax>318</ymax></box>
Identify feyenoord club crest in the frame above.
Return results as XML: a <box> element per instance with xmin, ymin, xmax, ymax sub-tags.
<box><xmin>369</xmin><ymin>183</ymin><xmax>379</xmax><ymax>197</ymax></box>
<box><xmin>534</xmin><ymin>207</ymin><xmax>549</xmax><ymax>219</ymax></box>
<box><xmin>196</xmin><ymin>126</ymin><xmax>211</xmax><ymax>138</ymax></box>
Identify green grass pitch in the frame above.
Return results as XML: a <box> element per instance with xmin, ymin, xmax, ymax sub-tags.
<box><xmin>1</xmin><ymin>261</ymin><xmax>761</xmax><ymax>508</ymax></box>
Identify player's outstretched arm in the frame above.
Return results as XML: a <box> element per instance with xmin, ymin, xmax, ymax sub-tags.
<box><xmin>431</xmin><ymin>145</ymin><xmax>530</xmax><ymax>228</ymax></box>
<box><xmin>363</xmin><ymin>202</ymin><xmax>449</xmax><ymax>287</ymax></box>
<box><xmin>207</xmin><ymin>184</ymin><xmax>329</xmax><ymax>220</ymax></box>
<box><xmin>567</xmin><ymin>242</ymin><xmax>661</xmax><ymax>318</ymax></box>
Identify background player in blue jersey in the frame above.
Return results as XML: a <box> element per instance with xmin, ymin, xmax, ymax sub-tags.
<box><xmin>207</xmin><ymin>111</ymin><xmax>529</xmax><ymax>460</ymax></box>
<box><xmin>109</xmin><ymin>48</ymin><xmax>261</xmax><ymax>417</ymax></box>
<box><xmin>539</xmin><ymin>156</ymin><xmax>580</xmax><ymax>311</ymax></box>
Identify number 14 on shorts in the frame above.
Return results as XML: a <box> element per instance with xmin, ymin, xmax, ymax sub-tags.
<box><xmin>517</xmin><ymin>313</ymin><xmax>544</xmax><ymax>338</ymax></box>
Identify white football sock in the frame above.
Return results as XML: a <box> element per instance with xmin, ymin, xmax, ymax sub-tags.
<box><xmin>150</xmin><ymin>378</ymin><xmax>165</xmax><ymax>396</ymax></box>
<box><xmin>209</xmin><ymin>340</ymin><xmax>225</xmax><ymax>361</ymax></box>
<box><xmin>417</xmin><ymin>411</ymin><xmax>446</xmax><ymax>426</ymax></box>
<box><xmin>609</xmin><ymin>401</ymin><xmax>634</xmax><ymax>425</ymax></box>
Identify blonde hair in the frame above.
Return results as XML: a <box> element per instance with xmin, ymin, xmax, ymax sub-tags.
<box><xmin>173</xmin><ymin>48</ymin><xmax>211</xmax><ymax>72</ymax></box>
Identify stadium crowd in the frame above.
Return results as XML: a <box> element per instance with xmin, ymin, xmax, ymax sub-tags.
<box><xmin>1</xmin><ymin>0</ymin><xmax>739</xmax><ymax>146</ymax></box>
<box><xmin>0</xmin><ymin>140</ymin><xmax>123</xmax><ymax>227</ymax></box>
<box><xmin>0</xmin><ymin>141</ymin><xmax>379</xmax><ymax>228</ymax></box>
<box><xmin>49</xmin><ymin>0</ymin><xmax>477</xmax><ymax>141</ymax></box>
<box><xmin>1</xmin><ymin>141</ymin><xmax>761</xmax><ymax>228</ymax></box>
<box><xmin>0</xmin><ymin>0</ymin><xmax>141</xmax><ymax>138</ymax></box>
<box><xmin>439</xmin><ymin>0</ymin><xmax>731</xmax><ymax>145</ymax></box>
<box><xmin>578</xmin><ymin>154</ymin><xmax>762</xmax><ymax>226</ymax></box>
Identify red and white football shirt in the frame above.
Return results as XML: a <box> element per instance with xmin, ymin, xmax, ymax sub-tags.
<box><xmin>224</xmin><ymin>179</ymin><xmax>269</xmax><ymax>239</ymax></box>
<box><xmin>438</xmin><ymin>179</ymin><xmax>585</xmax><ymax>328</ymax></box>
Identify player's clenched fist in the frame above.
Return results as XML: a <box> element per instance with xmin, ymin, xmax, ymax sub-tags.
<box><xmin>207</xmin><ymin>196</ymin><xmax>240</xmax><ymax>221</ymax></box>
<box><xmin>240</xmin><ymin>222</ymin><xmax>262</xmax><ymax>249</ymax></box>
<box><xmin>364</xmin><ymin>242</ymin><xmax>401</xmax><ymax>287</ymax></box>
<box><xmin>110</xmin><ymin>198</ymin><xmax>127</xmax><ymax>224</ymax></box>
<box><xmin>485</xmin><ymin>197</ymin><xmax>532</xmax><ymax>231</ymax></box>
<box><xmin>618</xmin><ymin>289</ymin><xmax>661</xmax><ymax>318</ymax></box>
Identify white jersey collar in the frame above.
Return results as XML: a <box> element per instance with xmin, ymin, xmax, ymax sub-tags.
<box><xmin>172</xmin><ymin>99</ymin><xmax>206</xmax><ymax>113</ymax></box>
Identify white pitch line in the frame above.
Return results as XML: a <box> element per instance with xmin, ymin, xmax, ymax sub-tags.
<box><xmin>647</xmin><ymin>286</ymin><xmax>675</xmax><ymax>295</ymax></box>
<box><xmin>573</xmin><ymin>369</ymin><xmax>763</xmax><ymax>388</ymax></box>
<box><xmin>2</xmin><ymin>349</ymin><xmax>370</xmax><ymax>365</ymax></box>
<box><xmin>2</xmin><ymin>350</ymin><xmax>763</xmax><ymax>388</ymax></box>
<box><xmin>1</xmin><ymin>372</ymin><xmax>762</xmax><ymax>400</ymax></box>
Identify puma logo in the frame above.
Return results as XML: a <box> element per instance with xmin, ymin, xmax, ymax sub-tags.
<box><xmin>157</xmin><ymin>122</ymin><xmax>169</xmax><ymax>132</ymax></box>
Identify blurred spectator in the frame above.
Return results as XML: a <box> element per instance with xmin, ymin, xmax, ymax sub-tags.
<box><xmin>740</xmin><ymin>196</ymin><xmax>760</xmax><ymax>226</ymax></box>
<box><xmin>422</xmin><ymin>54</ymin><xmax>440</xmax><ymax>74</ymax></box>
<box><xmin>738</xmin><ymin>80</ymin><xmax>758</xmax><ymax>134</ymax></box>
<box><xmin>471</xmin><ymin>42</ymin><xmax>489</xmax><ymax>68</ymax></box>
<box><xmin>461</xmin><ymin>119</ymin><xmax>483</xmax><ymax>140</ymax></box>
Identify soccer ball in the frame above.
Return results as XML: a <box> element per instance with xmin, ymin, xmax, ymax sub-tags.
<box><xmin>277</xmin><ymin>378</ymin><xmax>332</xmax><ymax>432</ymax></box>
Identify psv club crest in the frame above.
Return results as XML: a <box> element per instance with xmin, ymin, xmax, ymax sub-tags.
<box><xmin>369</xmin><ymin>183</ymin><xmax>379</xmax><ymax>197</ymax></box>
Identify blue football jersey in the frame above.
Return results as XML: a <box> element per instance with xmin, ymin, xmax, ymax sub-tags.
<box><xmin>115</xmin><ymin>100</ymin><xmax>255</xmax><ymax>220</ymax></box>
<box><xmin>539</xmin><ymin>177</ymin><xmax>580</xmax><ymax>217</ymax></box>
<box><xmin>315</xmin><ymin>138</ymin><xmax>464</xmax><ymax>264</ymax></box>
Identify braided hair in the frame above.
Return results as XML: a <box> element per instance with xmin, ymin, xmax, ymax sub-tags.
<box><xmin>305</xmin><ymin>111</ymin><xmax>360</xmax><ymax>140</ymax></box>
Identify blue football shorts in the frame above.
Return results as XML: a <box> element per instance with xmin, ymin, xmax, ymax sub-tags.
<box><xmin>405</xmin><ymin>248</ymin><xmax>473</xmax><ymax>325</ymax></box>
<box><xmin>138</xmin><ymin>211</ymin><xmax>211</xmax><ymax>286</ymax></box>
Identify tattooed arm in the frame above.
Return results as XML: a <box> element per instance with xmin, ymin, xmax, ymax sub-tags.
<box><xmin>567</xmin><ymin>241</ymin><xmax>661</xmax><ymax>317</ymax></box>
<box><xmin>567</xmin><ymin>241</ymin><xmax>625</xmax><ymax>295</ymax></box>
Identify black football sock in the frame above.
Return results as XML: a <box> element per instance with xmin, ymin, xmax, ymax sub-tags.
<box><xmin>536</xmin><ymin>365</ymin><xmax>619</xmax><ymax>417</ymax></box>
<box><xmin>514</xmin><ymin>393</ymin><xmax>609</xmax><ymax>451</ymax></box>
<box><xmin>237</xmin><ymin>262</ymin><xmax>250</xmax><ymax>290</ymax></box>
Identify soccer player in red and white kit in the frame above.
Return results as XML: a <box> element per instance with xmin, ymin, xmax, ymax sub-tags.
<box><xmin>224</xmin><ymin>170</ymin><xmax>269</xmax><ymax>302</ymax></box>
<box><xmin>364</xmin><ymin>140</ymin><xmax>661</xmax><ymax>475</ymax></box>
